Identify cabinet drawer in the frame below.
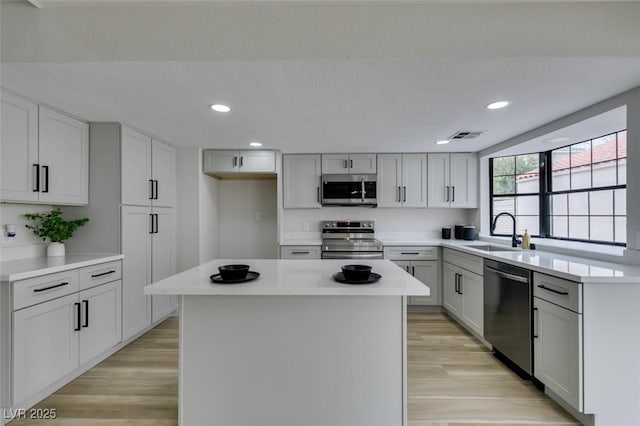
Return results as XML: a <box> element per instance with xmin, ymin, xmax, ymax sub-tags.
<box><xmin>280</xmin><ymin>246</ymin><xmax>321</xmax><ymax>259</ymax></box>
<box><xmin>384</xmin><ymin>246</ymin><xmax>438</xmax><ymax>260</ymax></box>
<box><xmin>443</xmin><ymin>248</ymin><xmax>483</xmax><ymax>275</ymax></box>
<box><xmin>79</xmin><ymin>261</ymin><xmax>122</xmax><ymax>291</ymax></box>
<box><xmin>533</xmin><ymin>272</ymin><xmax>581</xmax><ymax>313</ymax></box>
<box><xmin>13</xmin><ymin>270</ymin><xmax>80</xmax><ymax>311</ymax></box>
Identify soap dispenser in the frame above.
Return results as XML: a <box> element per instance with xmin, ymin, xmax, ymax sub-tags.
<box><xmin>522</xmin><ymin>229</ymin><xmax>531</xmax><ymax>250</ymax></box>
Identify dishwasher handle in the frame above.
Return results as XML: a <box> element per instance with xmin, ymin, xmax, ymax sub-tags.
<box><xmin>484</xmin><ymin>266</ymin><xmax>529</xmax><ymax>283</ymax></box>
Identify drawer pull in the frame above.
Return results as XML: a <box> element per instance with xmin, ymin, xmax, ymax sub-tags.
<box><xmin>91</xmin><ymin>270</ymin><xmax>116</xmax><ymax>278</ymax></box>
<box><xmin>537</xmin><ymin>284</ymin><xmax>569</xmax><ymax>296</ymax></box>
<box><xmin>401</xmin><ymin>252</ymin><xmax>420</xmax><ymax>255</ymax></box>
<box><xmin>291</xmin><ymin>251</ymin><xmax>310</xmax><ymax>255</ymax></box>
<box><xmin>33</xmin><ymin>282</ymin><xmax>69</xmax><ymax>293</ymax></box>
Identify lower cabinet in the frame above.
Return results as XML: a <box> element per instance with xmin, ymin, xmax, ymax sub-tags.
<box><xmin>442</xmin><ymin>254</ymin><xmax>484</xmax><ymax>336</ymax></box>
<box><xmin>280</xmin><ymin>245</ymin><xmax>321</xmax><ymax>259</ymax></box>
<box><xmin>12</xmin><ymin>277</ymin><xmax>122</xmax><ymax>407</ymax></box>
<box><xmin>385</xmin><ymin>246</ymin><xmax>440</xmax><ymax>306</ymax></box>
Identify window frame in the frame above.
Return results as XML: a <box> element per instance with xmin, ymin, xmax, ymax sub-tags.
<box><xmin>489</xmin><ymin>130</ymin><xmax>627</xmax><ymax>247</ymax></box>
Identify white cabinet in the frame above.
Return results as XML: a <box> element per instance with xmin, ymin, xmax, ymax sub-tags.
<box><xmin>121</xmin><ymin>127</ymin><xmax>176</xmax><ymax>208</ymax></box>
<box><xmin>1</xmin><ymin>92</ymin><xmax>89</xmax><ymax>205</ymax></box>
<box><xmin>151</xmin><ymin>207</ymin><xmax>177</xmax><ymax>322</ymax></box>
<box><xmin>321</xmin><ymin>153</ymin><xmax>376</xmax><ymax>174</ymax></box>
<box><xmin>203</xmin><ymin>150</ymin><xmax>276</xmax><ymax>174</ymax></box>
<box><xmin>533</xmin><ymin>272</ymin><xmax>582</xmax><ymax>412</ymax></box>
<box><xmin>377</xmin><ymin>154</ymin><xmax>427</xmax><ymax>207</ymax></box>
<box><xmin>280</xmin><ymin>245</ymin><xmax>321</xmax><ymax>259</ymax></box>
<box><xmin>121</xmin><ymin>205</ymin><xmax>153</xmax><ymax>340</ymax></box>
<box><xmin>385</xmin><ymin>246</ymin><xmax>439</xmax><ymax>305</ymax></box>
<box><xmin>11</xmin><ymin>261</ymin><xmax>122</xmax><ymax>408</ymax></box>
<box><xmin>428</xmin><ymin>153</ymin><xmax>477</xmax><ymax>208</ymax></box>
<box><xmin>442</xmin><ymin>248</ymin><xmax>484</xmax><ymax>336</ymax></box>
<box><xmin>0</xmin><ymin>92</ymin><xmax>38</xmax><ymax>203</ymax></box>
<box><xmin>282</xmin><ymin>154</ymin><xmax>322</xmax><ymax>208</ymax></box>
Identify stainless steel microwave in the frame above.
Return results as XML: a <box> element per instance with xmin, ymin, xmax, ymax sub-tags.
<box><xmin>321</xmin><ymin>174</ymin><xmax>377</xmax><ymax>206</ymax></box>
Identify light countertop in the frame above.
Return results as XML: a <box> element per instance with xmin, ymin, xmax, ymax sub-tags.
<box><xmin>145</xmin><ymin>259</ymin><xmax>430</xmax><ymax>296</ymax></box>
<box><xmin>0</xmin><ymin>254</ymin><xmax>124</xmax><ymax>282</ymax></box>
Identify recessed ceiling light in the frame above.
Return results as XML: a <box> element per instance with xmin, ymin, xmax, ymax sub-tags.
<box><xmin>436</xmin><ymin>140</ymin><xmax>450</xmax><ymax>145</ymax></box>
<box><xmin>249</xmin><ymin>141</ymin><xmax>263</xmax><ymax>147</ymax></box>
<box><xmin>210</xmin><ymin>104</ymin><xmax>231</xmax><ymax>113</ymax></box>
<box><xmin>486</xmin><ymin>101</ymin><xmax>510</xmax><ymax>110</ymax></box>
<box><xmin>543</xmin><ymin>137</ymin><xmax>571</xmax><ymax>144</ymax></box>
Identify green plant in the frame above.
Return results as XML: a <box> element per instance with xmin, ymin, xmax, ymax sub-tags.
<box><xmin>24</xmin><ymin>209</ymin><xmax>89</xmax><ymax>243</ymax></box>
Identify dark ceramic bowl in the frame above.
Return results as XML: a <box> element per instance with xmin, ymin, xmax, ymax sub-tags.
<box><xmin>218</xmin><ymin>264</ymin><xmax>250</xmax><ymax>281</ymax></box>
<box><xmin>341</xmin><ymin>264</ymin><xmax>372</xmax><ymax>281</ymax></box>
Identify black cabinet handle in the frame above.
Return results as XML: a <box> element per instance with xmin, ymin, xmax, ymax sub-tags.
<box><xmin>154</xmin><ymin>214</ymin><xmax>159</xmax><ymax>234</ymax></box>
<box><xmin>233</xmin><ymin>156</ymin><xmax>238</xmax><ymax>167</ymax></box>
<box><xmin>155</xmin><ymin>180</ymin><xmax>159</xmax><ymax>200</ymax></box>
<box><xmin>401</xmin><ymin>252</ymin><xmax>419</xmax><ymax>255</ymax></box>
<box><xmin>533</xmin><ymin>307</ymin><xmax>539</xmax><ymax>338</ymax></box>
<box><xmin>33</xmin><ymin>282</ymin><xmax>69</xmax><ymax>293</ymax></box>
<box><xmin>91</xmin><ymin>270</ymin><xmax>116</xmax><ymax>278</ymax></box>
<box><xmin>452</xmin><ymin>186</ymin><xmax>455</xmax><ymax>203</ymax></box>
<box><xmin>33</xmin><ymin>164</ymin><xmax>40</xmax><ymax>192</ymax></box>
<box><xmin>149</xmin><ymin>214</ymin><xmax>154</xmax><ymax>234</ymax></box>
<box><xmin>74</xmin><ymin>302</ymin><xmax>81</xmax><ymax>331</ymax></box>
<box><xmin>537</xmin><ymin>285</ymin><xmax>569</xmax><ymax>296</ymax></box>
<box><xmin>403</xmin><ymin>186</ymin><xmax>407</xmax><ymax>202</ymax></box>
<box><xmin>42</xmin><ymin>165</ymin><xmax>49</xmax><ymax>193</ymax></box>
<box><xmin>317</xmin><ymin>187</ymin><xmax>320</xmax><ymax>203</ymax></box>
<box><xmin>445</xmin><ymin>186</ymin><xmax>450</xmax><ymax>202</ymax></box>
<box><xmin>291</xmin><ymin>251</ymin><xmax>310</xmax><ymax>255</ymax></box>
<box><xmin>454</xmin><ymin>274</ymin><xmax>459</xmax><ymax>293</ymax></box>
<box><xmin>459</xmin><ymin>275</ymin><xmax>463</xmax><ymax>294</ymax></box>
<box><xmin>149</xmin><ymin>179</ymin><xmax>154</xmax><ymax>200</ymax></box>
<box><xmin>82</xmin><ymin>300</ymin><xmax>89</xmax><ymax>328</ymax></box>
<box><xmin>349</xmin><ymin>159</ymin><xmax>353</xmax><ymax>168</ymax></box>
<box><xmin>240</xmin><ymin>157</ymin><xmax>244</xmax><ymax>167</ymax></box>
<box><xmin>412</xmin><ymin>265</ymin><xmax>415</xmax><ymax>276</ymax></box>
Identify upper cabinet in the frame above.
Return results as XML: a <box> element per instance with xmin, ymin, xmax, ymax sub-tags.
<box><xmin>377</xmin><ymin>154</ymin><xmax>427</xmax><ymax>208</ymax></box>
<box><xmin>427</xmin><ymin>153</ymin><xmax>478</xmax><ymax>208</ymax></box>
<box><xmin>121</xmin><ymin>126</ymin><xmax>176</xmax><ymax>207</ymax></box>
<box><xmin>203</xmin><ymin>150</ymin><xmax>276</xmax><ymax>176</ymax></box>
<box><xmin>321</xmin><ymin>153</ymin><xmax>376</xmax><ymax>174</ymax></box>
<box><xmin>283</xmin><ymin>154</ymin><xmax>322</xmax><ymax>208</ymax></box>
<box><xmin>1</xmin><ymin>92</ymin><xmax>88</xmax><ymax>205</ymax></box>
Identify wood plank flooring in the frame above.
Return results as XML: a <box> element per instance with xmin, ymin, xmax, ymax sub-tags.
<box><xmin>9</xmin><ymin>313</ymin><xmax>580</xmax><ymax>425</ymax></box>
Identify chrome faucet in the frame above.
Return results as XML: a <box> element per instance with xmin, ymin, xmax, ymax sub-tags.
<box><xmin>491</xmin><ymin>212</ymin><xmax>521</xmax><ymax>247</ymax></box>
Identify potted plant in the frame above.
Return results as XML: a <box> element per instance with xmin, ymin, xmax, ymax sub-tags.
<box><xmin>24</xmin><ymin>209</ymin><xmax>89</xmax><ymax>257</ymax></box>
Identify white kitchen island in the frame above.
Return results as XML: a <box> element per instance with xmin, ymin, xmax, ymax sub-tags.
<box><xmin>145</xmin><ymin>259</ymin><xmax>429</xmax><ymax>426</ymax></box>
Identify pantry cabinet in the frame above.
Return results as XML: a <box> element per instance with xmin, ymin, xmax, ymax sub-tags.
<box><xmin>282</xmin><ymin>154</ymin><xmax>322</xmax><ymax>208</ymax></box>
<box><xmin>427</xmin><ymin>153</ymin><xmax>477</xmax><ymax>208</ymax></box>
<box><xmin>321</xmin><ymin>153</ymin><xmax>377</xmax><ymax>174</ymax></box>
<box><xmin>0</xmin><ymin>92</ymin><xmax>88</xmax><ymax>205</ymax></box>
<box><xmin>377</xmin><ymin>154</ymin><xmax>427</xmax><ymax>207</ymax></box>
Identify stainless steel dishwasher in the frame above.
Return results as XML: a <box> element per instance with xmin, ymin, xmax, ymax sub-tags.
<box><xmin>483</xmin><ymin>259</ymin><xmax>533</xmax><ymax>377</ymax></box>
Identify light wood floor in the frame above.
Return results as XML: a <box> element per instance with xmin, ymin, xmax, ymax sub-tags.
<box><xmin>10</xmin><ymin>313</ymin><xmax>580</xmax><ymax>425</ymax></box>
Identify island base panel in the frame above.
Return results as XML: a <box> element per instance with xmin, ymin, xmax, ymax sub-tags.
<box><xmin>180</xmin><ymin>295</ymin><xmax>405</xmax><ymax>426</ymax></box>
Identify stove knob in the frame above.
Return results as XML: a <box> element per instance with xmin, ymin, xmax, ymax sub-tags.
<box><xmin>332</xmin><ymin>222</ymin><xmax>337</xmax><ymax>227</ymax></box>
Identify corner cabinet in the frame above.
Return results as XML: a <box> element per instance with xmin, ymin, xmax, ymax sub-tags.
<box><xmin>442</xmin><ymin>248</ymin><xmax>483</xmax><ymax>336</ymax></box>
<box><xmin>427</xmin><ymin>153</ymin><xmax>477</xmax><ymax>208</ymax></box>
<box><xmin>377</xmin><ymin>154</ymin><xmax>427</xmax><ymax>208</ymax></box>
<box><xmin>282</xmin><ymin>154</ymin><xmax>322</xmax><ymax>208</ymax></box>
<box><xmin>1</xmin><ymin>91</ymin><xmax>89</xmax><ymax>205</ymax></box>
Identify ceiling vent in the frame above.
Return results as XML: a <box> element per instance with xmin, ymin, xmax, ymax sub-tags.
<box><xmin>448</xmin><ymin>131</ymin><xmax>483</xmax><ymax>140</ymax></box>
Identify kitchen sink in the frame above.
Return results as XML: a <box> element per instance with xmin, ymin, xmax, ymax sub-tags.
<box><xmin>467</xmin><ymin>244</ymin><xmax>519</xmax><ymax>252</ymax></box>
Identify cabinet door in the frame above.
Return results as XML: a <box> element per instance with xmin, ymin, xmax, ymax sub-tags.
<box><xmin>427</xmin><ymin>153</ymin><xmax>450</xmax><ymax>208</ymax></box>
<box><xmin>79</xmin><ymin>280</ymin><xmax>122</xmax><ymax>365</ymax></box>
<box><xmin>283</xmin><ymin>155</ymin><xmax>321</xmax><ymax>208</ymax></box>
<box><xmin>348</xmin><ymin>153</ymin><xmax>377</xmax><ymax>174</ymax></box>
<box><xmin>151</xmin><ymin>207</ymin><xmax>177</xmax><ymax>322</ymax></box>
<box><xmin>121</xmin><ymin>126</ymin><xmax>152</xmax><ymax>206</ymax></box>
<box><xmin>410</xmin><ymin>261</ymin><xmax>439</xmax><ymax>305</ymax></box>
<box><xmin>203</xmin><ymin>150</ymin><xmax>239</xmax><ymax>173</ymax></box>
<box><xmin>460</xmin><ymin>270</ymin><xmax>484</xmax><ymax>336</ymax></box>
<box><xmin>392</xmin><ymin>260</ymin><xmax>411</xmax><ymax>275</ymax></box>
<box><xmin>0</xmin><ymin>92</ymin><xmax>39</xmax><ymax>202</ymax></box>
<box><xmin>13</xmin><ymin>293</ymin><xmax>79</xmax><ymax>406</ymax></box>
<box><xmin>534</xmin><ymin>297</ymin><xmax>582</xmax><ymax>411</ymax></box>
<box><xmin>151</xmin><ymin>140</ymin><xmax>176</xmax><ymax>208</ymax></box>
<box><xmin>239</xmin><ymin>150</ymin><xmax>275</xmax><ymax>172</ymax></box>
<box><xmin>402</xmin><ymin>154</ymin><xmax>427</xmax><ymax>208</ymax></box>
<box><xmin>450</xmin><ymin>153</ymin><xmax>478</xmax><ymax>208</ymax></box>
<box><xmin>321</xmin><ymin>154</ymin><xmax>349</xmax><ymax>174</ymax></box>
<box><xmin>442</xmin><ymin>262</ymin><xmax>462</xmax><ymax>315</ymax></box>
<box><xmin>38</xmin><ymin>106</ymin><xmax>89</xmax><ymax>205</ymax></box>
<box><xmin>376</xmin><ymin>154</ymin><xmax>402</xmax><ymax>207</ymax></box>
<box><xmin>121</xmin><ymin>205</ymin><xmax>152</xmax><ymax>340</ymax></box>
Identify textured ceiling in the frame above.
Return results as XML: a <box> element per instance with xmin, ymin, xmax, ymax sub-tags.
<box><xmin>1</xmin><ymin>1</ymin><xmax>639</xmax><ymax>152</ymax></box>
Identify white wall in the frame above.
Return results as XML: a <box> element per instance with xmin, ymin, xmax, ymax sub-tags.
<box><xmin>176</xmin><ymin>147</ymin><xmax>201</xmax><ymax>272</ymax></box>
<box><xmin>198</xmin><ymin>159</ymin><xmax>219</xmax><ymax>264</ymax></box>
<box><xmin>218</xmin><ymin>179</ymin><xmax>278</xmax><ymax>259</ymax></box>
<box><xmin>0</xmin><ymin>203</ymin><xmax>52</xmax><ymax>261</ymax></box>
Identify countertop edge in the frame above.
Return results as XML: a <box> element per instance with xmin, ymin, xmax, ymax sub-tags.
<box><xmin>1</xmin><ymin>254</ymin><xmax>124</xmax><ymax>282</ymax></box>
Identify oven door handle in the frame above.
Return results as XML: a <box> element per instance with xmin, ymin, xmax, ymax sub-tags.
<box><xmin>321</xmin><ymin>252</ymin><xmax>383</xmax><ymax>259</ymax></box>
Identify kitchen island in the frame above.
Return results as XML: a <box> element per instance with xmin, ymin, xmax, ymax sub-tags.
<box><xmin>145</xmin><ymin>259</ymin><xmax>429</xmax><ymax>426</ymax></box>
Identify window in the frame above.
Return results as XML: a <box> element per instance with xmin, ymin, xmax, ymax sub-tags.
<box><xmin>489</xmin><ymin>130</ymin><xmax>627</xmax><ymax>245</ymax></box>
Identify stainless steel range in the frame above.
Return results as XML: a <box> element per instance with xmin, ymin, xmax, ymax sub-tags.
<box><xmin>321</xmin><ymin>220</ymin><xmax>384</xmax><ymax>259</ymax></box>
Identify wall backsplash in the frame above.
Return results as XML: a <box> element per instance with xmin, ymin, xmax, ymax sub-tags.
<box><xmin>0</xmin><ymin>203</ymin><xmax>53</xmax><ymax>261</ymax></box>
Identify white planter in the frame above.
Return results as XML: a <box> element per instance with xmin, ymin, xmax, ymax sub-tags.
<box><xmin>47</xmin><ymin>242</ymin><xmax>65</xmax><ymax>257</ymax></box>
